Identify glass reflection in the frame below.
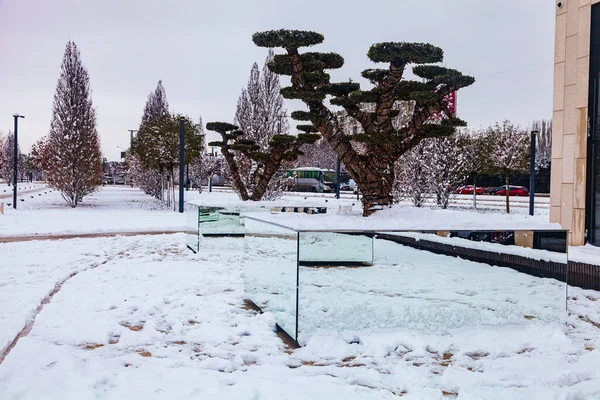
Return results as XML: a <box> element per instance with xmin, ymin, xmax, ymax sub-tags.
<box><xmin>296</xmin><ymin>230</ymin><xmax>568</xmax><ymax>345</ymax></box>
<box><xmin>198</xmin><ymin>207</ymin><xmax>244</xmax><ymax>237</ymax></box>
<box><xmin>185</xmin><ymin>203</ymin><xmax>200</xmax><ymax>253</ymax></box>
<box><xmin>299</xmin><ymin>232</ymin><xmax>373</xmax><ymax>267</ymax></box>
<box><xmin>244</xmin><ymin>216</ymin><xmax>298</xmax><ymax>341</ymax></box>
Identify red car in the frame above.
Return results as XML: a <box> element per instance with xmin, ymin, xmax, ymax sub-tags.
<box><xmin>456</xmin><ymin>185</ymin><xmax>484</xmax><ymax>195</ymax></box>
<box><xmin>492</xmin><ymin>185</ymin><xmax>529</xmax><ymax>196</ymax></box>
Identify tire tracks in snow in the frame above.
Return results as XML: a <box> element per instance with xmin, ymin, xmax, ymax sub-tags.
<box><xmin>0</xmin><ymin>253</ymin><xmax>119</xmax><ymax>364</ymax></box>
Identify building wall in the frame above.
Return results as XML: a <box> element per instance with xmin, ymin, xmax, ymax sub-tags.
<box><xmin>552</xmin><ymin>0</ymin><xmax>596</xmax><ymax>245</ymax></box>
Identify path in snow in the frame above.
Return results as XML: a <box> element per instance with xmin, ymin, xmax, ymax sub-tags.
<box><xmin>0</xmin><ymin>229</ymin><xmax>185</xmax><ymax>243</ymax></box>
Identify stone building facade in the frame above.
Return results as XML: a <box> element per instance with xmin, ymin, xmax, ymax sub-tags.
<box><xmin>552</xmin><ymin>0</ymin><xmax>599</xmax><ymax>246</ymax></box>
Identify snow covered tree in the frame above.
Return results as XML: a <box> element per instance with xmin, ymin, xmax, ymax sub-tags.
<box><xmin>141</xmin><ymin>80</ymin><xmax>169</xmax><ymax>126</ymax></box>
<box><xmin>131</xmin><ymin>113</ymin><xmax>204</xmax><ymax>205</ymax></box>
<box><xmin>531</xmin><ymin>119</ymin><xmax>552</xmax><ymax>170</ymax></box>
<box><xmin>0</xmin><ymin>133</ymin><xmax>4</xmax><ymax>182</ymax></box>
<box><xmin>131</xmin><ymin>80</ymin><xmax>172</xmax><ymax>199</ymax></box>
<box><xmin>394</xmin><ymin>141</ymin><xmax>429</xmax><ymax>207</ymax></box>
<box><xmin>189</xmin><ymin>152</ymin><xmax>219</xmax><ymax>193</ymax></box>
<box><xmin>1</xmin><ymin>131</ymin><xmax>21</xmax><ymax>186</ymax></box>
<box><xmin>233</xmin><ymin>50</ymin><xmax>291</xmax><ymax>200</ymax></box>
<box><xmin>488</xmin><ymin>121</ymin><xmax>529</xmax><ymax>213</ymax></box>
<box><xmin>207</xmin><ymin>122</ymin><xmax>319</xmax><ymax>201</ymax></box>
<box><xmin>423</xmin><ymin>135</ymin><xmax>466</xmax><ymax>209</ymax></box>
<box><xmin>46</xmin><ymin>41</ymin><xmax>102</xmax><ymax>207</ymax></box>
<box><xmin>128</xmin><ymin>155</ymin><xmax>162</xmax><ymax>197</ymax></box>
<box><xmin>30</xmin><ymin>136</ymin><xmax>50</xmax><ymax>175</ymax></box>
<box><xmin>461</xmin><ymin>130</ymin><xmax>492</xmax><ymax>209</ymax></box>
<box><xmin>296</xmin><ymin>138</ymin><xmax>338</xmax><ymax>170</ymax></box>
<box><xmin>252</xmin><ymin>29</ymin><xmax>474</xmax><ymax>215</ymax></box>
<box><xmin>131</xmin><ymin>114</ymin><xmax>203</xmax><ymax>172</ymax></box>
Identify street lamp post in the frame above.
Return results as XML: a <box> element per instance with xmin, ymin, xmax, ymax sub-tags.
<box><xmin>13</xmin><ymin>114</ymin><xmax>25</xmax><ymax>209</ymax></box>
<box><xmin>117</xmin><ymin>146</ymin><xmax>127</xmax><ymax>186</ymax></box>
<box><xmin>179</xmin><ymin>117</ymin><xmax>185</xmax><ymax>213</ymax></box>
<box><xmin>529</xmin><ymin>130</ymin><xmax>538</xmax><ymax>216</ymax></box>
<box><xmin>126</xmin><ymin>129</ymin><xmax>137</xmax><ymax>147</ymax></box>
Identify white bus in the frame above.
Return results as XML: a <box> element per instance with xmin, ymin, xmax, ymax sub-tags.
<box><xmin>285</xmin><ymin>167</ymin><xmax>336</xmax><ymax>193</ymax></box>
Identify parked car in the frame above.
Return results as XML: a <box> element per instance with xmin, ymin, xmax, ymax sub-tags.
<box><xmin>456</xmin><ymin>185</ymin><xmax>484</xmax><ymax>195</ymax></box>
<box><xmin>490</xmin><ymin>185</ymin><xmax>529</xmax><ymax>196</ymax></box>
<box><xmin>340</xmin><ymin>179</ymin><xmax>357</xmax><ymax>192</ymax></box>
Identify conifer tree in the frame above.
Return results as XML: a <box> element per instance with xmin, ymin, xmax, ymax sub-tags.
<box><xmin>141</xmin><ymin>80</ymin><xmax>169</xmax><ymax>126</ymax></box>
<box><xmin>131</xmin><ymin>80</ymin><xmax>170</xmax><ymax>198</ymax></box>
<box><xmin>46</xmin><ymin>41</ymin><xmax>102</xmax><ymax>207</ymax></box>
<box><xmin>252</xmin><ymin>30</ymin><xmax>474</xmax><ymax>215</ymax></box>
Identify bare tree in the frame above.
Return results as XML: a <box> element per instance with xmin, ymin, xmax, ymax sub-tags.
<box><xmin>394</xmin><ymin>142</ymin><xmax>429</xmax><ymax>207</ymax></box>
<box><xmin>488</xmin><ymin>121</ymin><xmax>529</xmax><ymax>213</ymax></box>
<box><xmin>296</xmin><ymin>138</ymin><xmax>337</xmax><ymax>169</ymax></box>
<box><xmin>423</xmin><ymin>135</ymin><xmax>466</xmax><ymax>209</ymax></box>
<box><xmin>1</xmin><ymin>131</ymin><xmax>21</xmax><ymax>186</ymax></box>
<box><xmin>30</xmin><ymin>136</ymin><xmax>50</xmax><ymax>178</ymax></box>
<box><xmin>531</xmin><ymin>119</ymin><xmax>552</xmax><ymax>170</ymax></box>
<box><xmin>46</xmin><ymin>41</ymin><xmax>102</xmax><ymax>207</ymax></box>
<box><xmin>189</xmin><ymin>152</ymin><xmax>219</xmax><ymax>193</ymax></box>
<box><xmin>128</xmin><ymin>155</ymin><xmax>162</xmax><ymax>197</ymax></box>
<box><xmin>461</xmin><ymin>130</ymin><xmax>491</xmax><ymax>209</ymax></box>
<box><xmin>230</xmin><ymin>49</ymin><xmax>292</xmax><ymax>200</ymax></box>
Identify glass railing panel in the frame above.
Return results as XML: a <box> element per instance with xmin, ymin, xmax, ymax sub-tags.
<box><xmin>296</xmin><ymin>229</ymin><xmax>568</xmax><ymax>345</ymax></box>
<box><xmin>185</xmin><ymin>203</ymin><xmax>199</xmax><ymax>253</ymax></box>
<box><xmin>244</xmin><ymin>216</ymin><xmax>298</xmax><ymax>341</ymax></box>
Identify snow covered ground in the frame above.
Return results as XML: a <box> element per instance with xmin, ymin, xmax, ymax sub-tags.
<box><xmin>0</xmin><ymin>186</ymin><xmax>185</xmax><ymax>237</ymax></box>
<box><xmin>0</xmin><ymin>186</ymin><xmax>599</xmax><ymax>399</ymax></box>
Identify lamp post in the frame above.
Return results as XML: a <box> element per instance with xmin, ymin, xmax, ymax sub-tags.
<box><xmin>529</xmin><ymin>130</ymin><xmax>538</xmax><ymax>216</ymax></box>
<box><xmin>117</xmin><ymin>146</ymin><xmax>127</xmax><ymax>186</ymax></box>
<box><xmin>126</xmin><ymin>129</ymin><xmax>137</xmax><ymax>147</ymax></box>
<box><xmin>179</xmin><ymin>117</ymin><xmax>185</xmax><ymax>213</ymax></box>
<box><xmin>12</xmin><ymin>114</ymin><xmax>24</xmax><ymax>209</ymax></box>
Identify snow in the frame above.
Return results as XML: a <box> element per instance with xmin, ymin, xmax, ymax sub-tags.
<box><xmin>243</xmin><ymin>204</ymin><xmax>558</xmax><ymax>232</ymax></box>
<box><xmin>388</xmin><ymin>231</ymin><xmax>567</xmax><ymax>263</ymax></box>
<box><xmin>569</xmin><ymin>244</ymin><xmax>600</xmax><ymax>266</ymax></box>
<box><xmin>245</xmin><ymin>231</ymin><xmax>568</xmax><ymax>344</ymax></box>
<box><xmin>0</xmin><ymin>186</ymin><xmax>185</xmax><ymax>237</ymax></box>
<box><xmin>0</xmin><ymin>186</ymin><xmax>599</xmax><ymax>399</ymax></box>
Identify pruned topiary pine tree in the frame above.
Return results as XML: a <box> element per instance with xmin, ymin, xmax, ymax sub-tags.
<box><xmin>206</xmin><ymin>122</ymin><xmax>319</xmax><ymax>201</ymax></box>
<box><xmin>252</xmin><ymin>29</ymin><xmax>475</xmax><ymax>215</ymax></box>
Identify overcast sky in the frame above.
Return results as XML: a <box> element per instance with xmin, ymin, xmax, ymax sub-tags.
<box><xmin>0</xmin><ymin>0</ymin><xmax>555</xmax><ymax>161</ymax></box>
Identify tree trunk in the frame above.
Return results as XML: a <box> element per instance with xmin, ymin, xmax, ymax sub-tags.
<box><xmin>249</xmin><ymin>152</ymin><xmax>285</xmax><ymax>201</ymax></box>
<box><xmin>171</xmin><ymin>169</ymin><xmax>176</xmax><ymax>212</ymax></box>
<box><xmin>355</xmin><ymin>162</ymin><xmax>394</xmax><ymax>216</ymax></box>
<box><xmin>221</xmin><ymin>148</ymin><xmax>249</xmax><ymax>200</ymax></box>
<box><xmin>472</xmin><ymin>175</ymin><xmax>477</xmax><ymax>209</ymax></box>
<box><xmin>505</xmin><ymin>174</ymin><xmax>510</xmax><ymax>214</ymax></box>
<box><xmin>160</xmin><ymin>169</ymin><xmax>164</xmax><ymax>202</ymax></box>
